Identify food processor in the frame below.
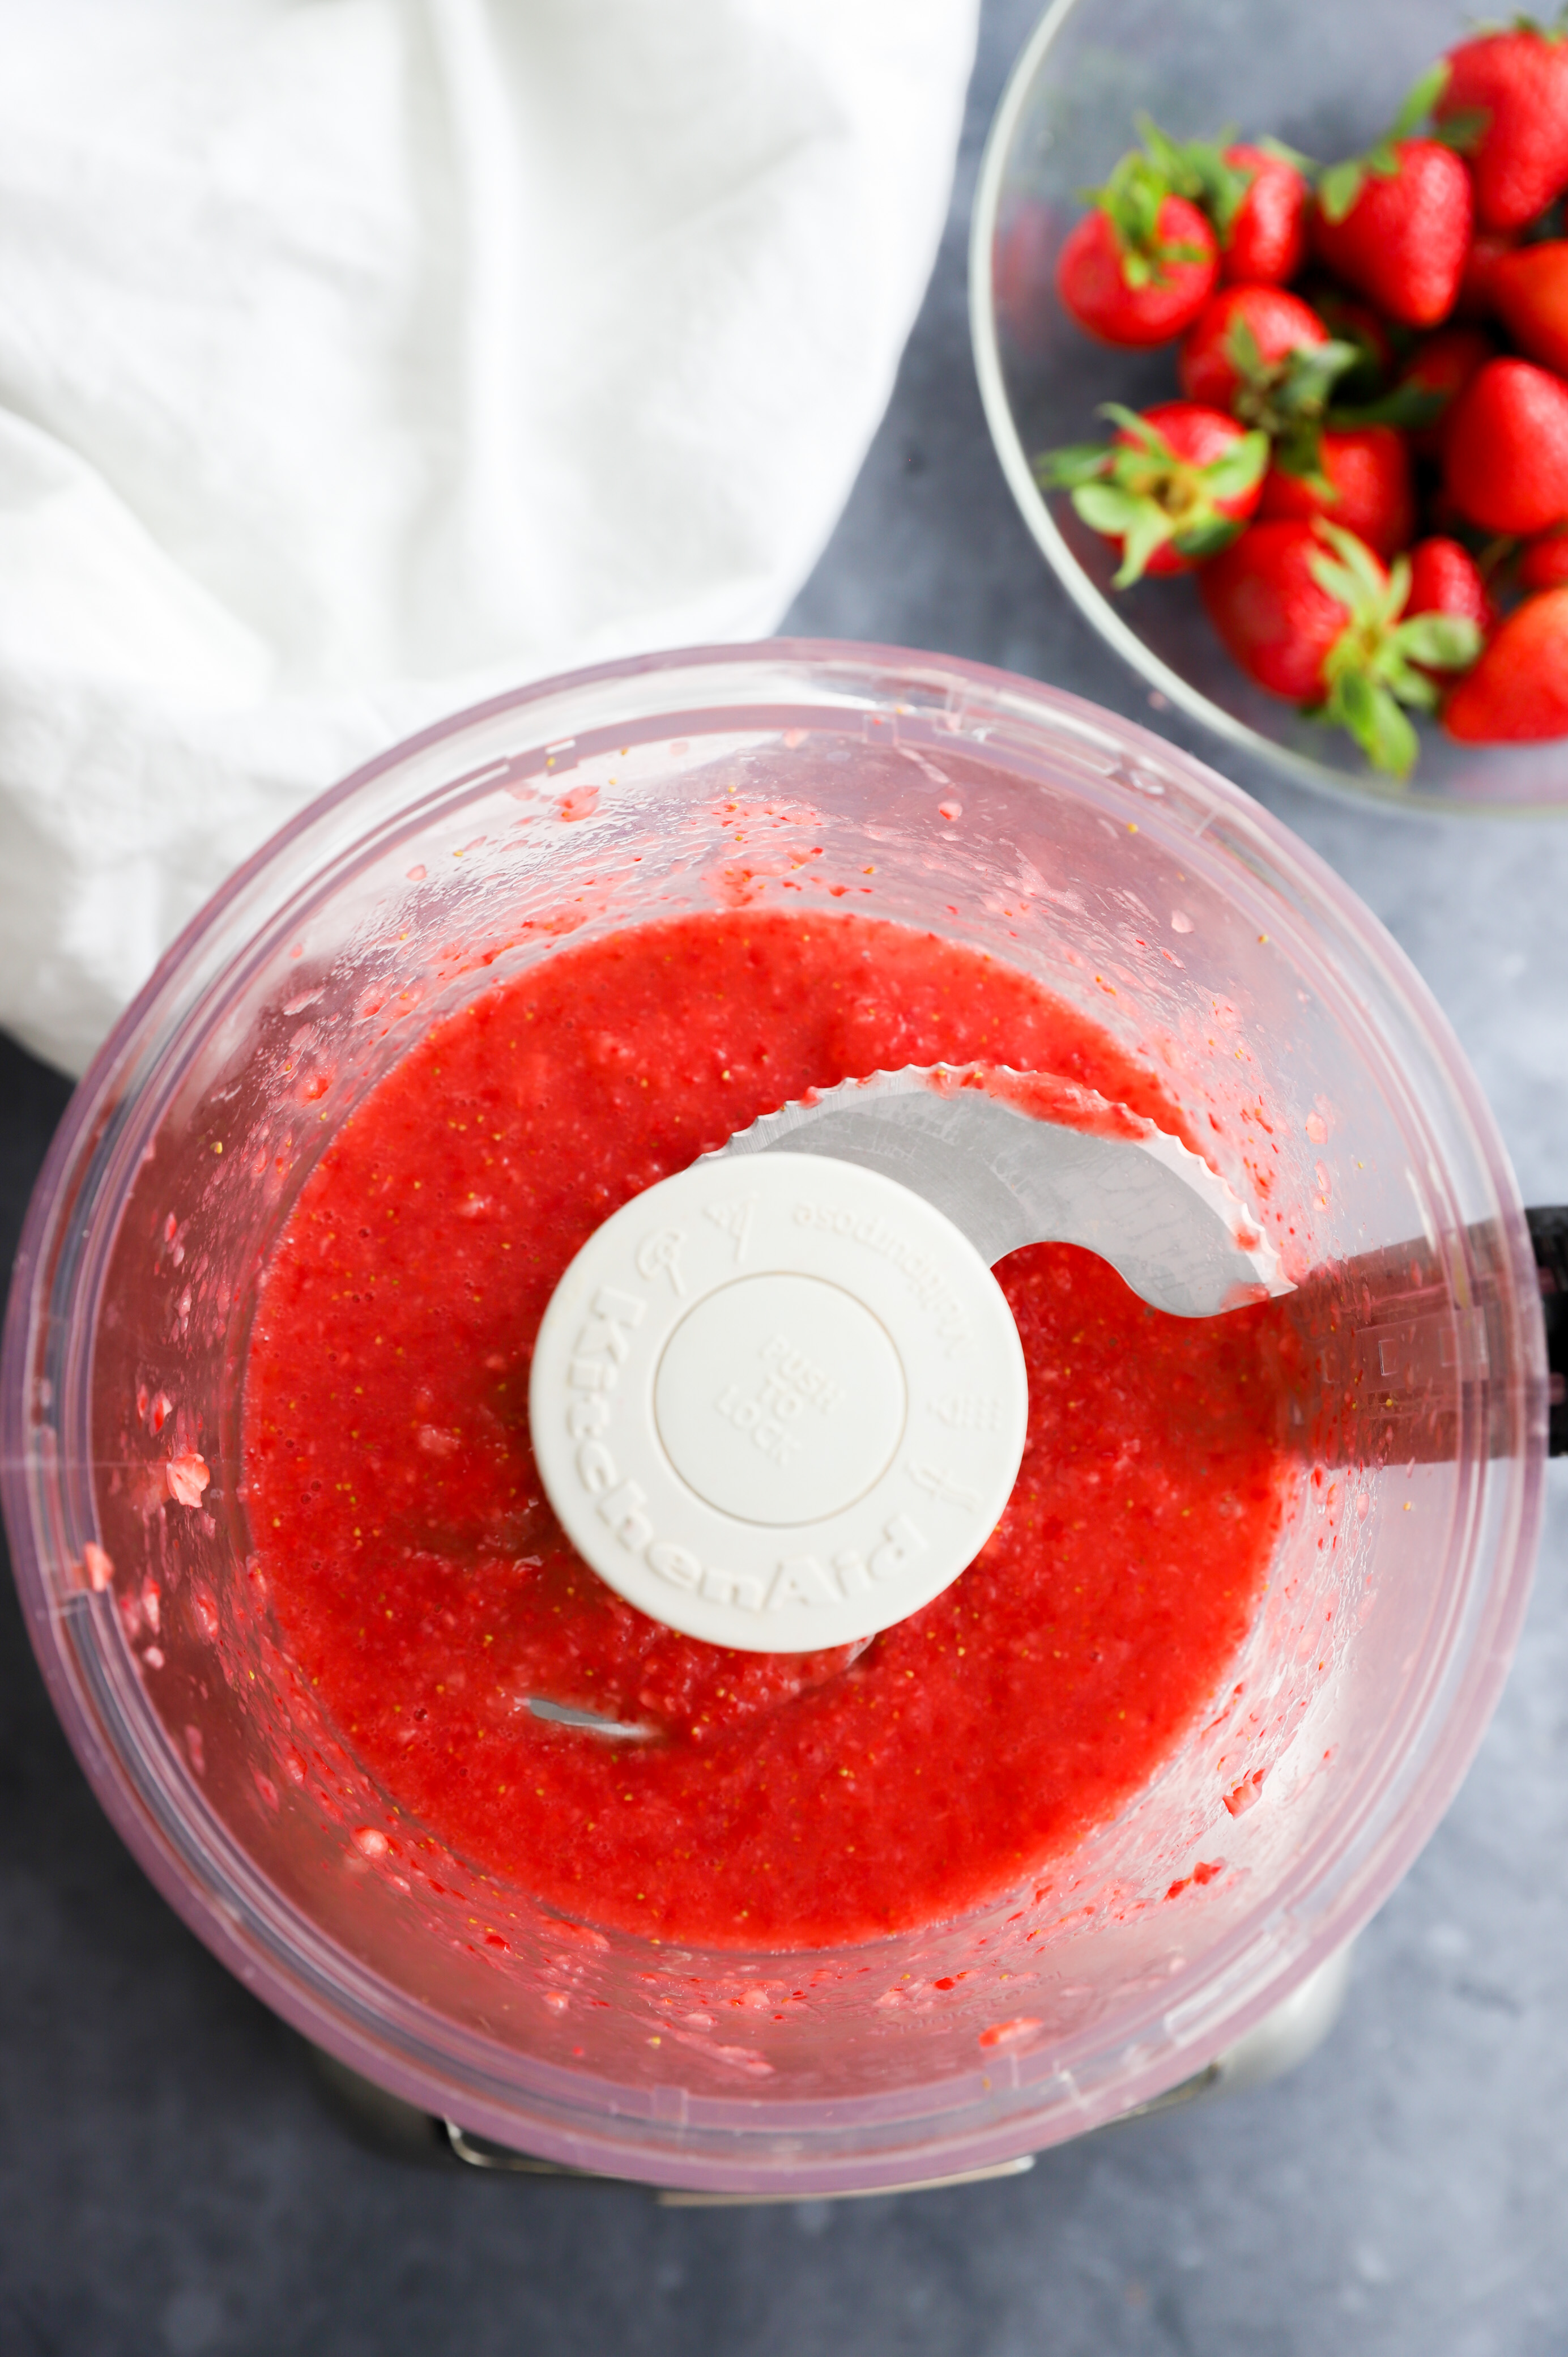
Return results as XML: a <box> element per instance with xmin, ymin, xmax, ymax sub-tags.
<box><xmin>1</xmin><ymin>641</ymin><xmax>1554</xmax><ymax>2196</ymax></box>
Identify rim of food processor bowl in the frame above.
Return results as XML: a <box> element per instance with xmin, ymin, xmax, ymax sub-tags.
<box><xmin>1</xmin><ymin>638</ymin><xmax>1545</xmax><ymax>2194</ymax></box>
<box><xmin>967</xmin><ymin>0</ymin><xmax>1568</xmax><ymax>822</ymax></box>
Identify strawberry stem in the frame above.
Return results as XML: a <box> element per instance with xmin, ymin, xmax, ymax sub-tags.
<box><xmin>1077</xmin><ymin>150</ymin><xmax>1208</xmax><ymax>284</ymax></box>
<box><xmin>1134</xmin><ymin>114</ymin><xmax>1253</xmax><ymax>240</ymax></box>
<box><xmin>1305</xmin><ymin>521</ymin><xmax>1482</xmax><ymax>777</ymax></box>
<box><xmin>1328</xmin><ymin>384</ymin><xmax>1445</xmax><ymax>432</ymax></box>
<box><xmin>1224</xmin><ymin>317</ymin><xmax>1360</xmax><ymax>461</ymax></box>
<box><xmin>1319</xmin><ymin>59</ymin><xmax>1454</xmax><ymax>222</ymax></box>
<box><xmin>1035</xmin><ymin>410</ymin><xmax>1267</xmax><ymax>588</ymax></box>
<box><xmin>1389</xmin><ymin>60</ymin><xmax>1451</xmax><ymax>142</ymax></box>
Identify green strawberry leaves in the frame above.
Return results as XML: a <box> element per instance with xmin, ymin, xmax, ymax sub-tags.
<box><xmin>1429</xmin><ymin>104</ymin><xmax>1495</xmax><ymax>156</ymax></box>
<box><xmin>1222</xmin><ymin>315</ymin><xmax>1361</xmax><ymax>478</ymax></box>
<box><xmin>1397</xmin><ymin>612</ymin><xmax>1486</xmax><ymax>669</ymax></box>
<box><xmin>1073</xmin><ymin>483</ymin><xmax>1184</xmax><ymax>584</ymax></box>
<box><xmin>1036</xmin><ymin>406</ymin><xmax>1268</xmax><ymax>588</ymax></box>
<box><xmin>1388</xmin><ymin>59</ymin><xmax>1455</xmax><ymax>142</ymax></box>
<box><xmin>1256</xmin><ymin>133</ymin><xmax>1316</xmax><ymax>175</ymax></box>
<box><xmin>1080</xmin><ymin>151</ymin><xmax>1208</xmax><ymax>283</ymax></box>
<box><xmin>1327</xmin><ymin>383</ymin><xmax>1446</xmax><ymax>433</ymax></box>
<box><xmin>1309</xmin><ymin>517</ymin><xmax>1404</xmax><ymax>624</ymax></box>
<box><xmin>1324</xmin><ymin>667</ymin><xmax>1423</xmax><ymax>777</ymax></box>
<box><xmin>1316</xmin><ymin>160</ymin><xmax>1369</xmax><ymax>226</ymax></box>
<box><xmin>1134</xmin><ymin>115</ymin><xmax>1255</xmax><ymax>239</ymax></box>
<box><xmin>1306</xmin><ymin>522</ymin><xmax>1484</xmax><ymax>776</ymax></box>
<box><xmin>1041</xmin><ymin>441</ymin><xmax>1122</xmax><ymax>490</ymax></box>
<box><xmin>1132</xmin><ymin>118</ymin><xmax>1320</xmax><ymax>246</ymax></box>
<box><xmin>1477</xmin><ymin>11</ymin><xmax>1568</xmax><ymax>44</ymax></box>
<box><xmin>1319</xmin><ymin>60</ymin><xmax>1455</xmax><ymax>222</ymax></box>
<box><xmin>1196</xmin><ymin>429</ymin><xmax>1275</xmax><ymax>504</ymax></box>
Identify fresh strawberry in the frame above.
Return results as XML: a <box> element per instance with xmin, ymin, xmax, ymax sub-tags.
<box><xmin>1519</xmin><ymin>519</ymin><xmax>1568</xmax><ymax>590</ymax></box>
<box><xmin>1037</xmin><ymin>402</ymin><xmax>1268</xmax><ymax>585</ymax></box>
<box><xmin>1256</xmin><ymin>425</ymin><xmax>1414</xmax><ymax>560</ymax></box>
<box><xmin>1434</xmin><ymin>23</ymin><xmax>1568</xmax><ymax>233</ymax></box>
<box><xmin>1200</xmin><ymin>521</ymin><xmax>1361</xmax><ymax>702</ymax></box>
<box><xmin>1056</xmin><ymin>152</ymin><xmax>1218</xmax><ymax>345</ymax></box>
<box><xmin>1181</xmin><ymin>286</ymin><xmax>1331</xmax><ymax>413</ymax></box>
<box><xmin>1493</xmin><ymin>241</ymin><xmax>1568</xmax><ymax>377</ymax></box>
<box><xmin>1179</xmin><ymin>286</ymin><xmax>1357</xmax><ymax>453</ymax></box>
<box><xmin>1137</xmin><ymin>120</ymin><xmax>1310</xmax><ymax>284</ymax></box>
<box><xmin>1444</xmin><ymin>585</ymin><xmax>1568</xmax><ymax>739</ymax></box>
<box><xmin>1445</xmin><ymin>357</ymin><xmax>1568</xmax><ymax>535</ymax></box>
<box><xmin>1396</xmin><ymin>326</ymin><xmax>1495</xmax><ymax>458</ymax></box>
<box><xmin>1199</xmin><ymin>518</ymin><xmax>1482</xmax><ymax>775</ymax></box>
<box><xmin>1455</xmin><ymin>230</ymin><xmax>1519</xmax><ymax>322</ymax></box>
<box><xmin>1215</xmin><ymin>143</ymin><xmax>1310</xmax><ymax>285</ymax></box>
<box><xmin>1312</xmin><ymin>68</ymin><xmax>1473</xmax><ymax>327</ymax></box>
<box><xmin>1404</xmin><ymin>536</ymin><xmax>1496</xmax><ymax>644</ymax></box>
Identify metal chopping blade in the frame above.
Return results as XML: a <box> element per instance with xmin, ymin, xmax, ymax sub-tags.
<box><xmin>705</xmin><ymin>1064</ymin><xmax>1291</xmax><ymax>1319</ymax></box>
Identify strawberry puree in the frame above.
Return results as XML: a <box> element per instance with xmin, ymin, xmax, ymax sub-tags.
<box><xmin>243</xmin><ymin>912</ymin><xmax>1292</xmax><ymax>1948</ymax></box>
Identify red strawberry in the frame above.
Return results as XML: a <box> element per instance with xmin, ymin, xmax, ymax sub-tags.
<box><xmin>1037</xmin><ymin>402</ymin><xmax>1268</xmax><ymax>585</ymax></box>
<box><xmin>1179</xmin><ymin>286</ymin><xmax>1356</xmax><ymax>431</ymax></box>
<box><xmin>1137</xmin><ymin>120</ymin><xmax>1310</xmax><ymax>286</ymax></box>
<box><xmin>1312</xmin><ymin>70</ymin><xmax>1473</xmax><ymax>327</ymax></box>
<box><xmin>1444</xmin><ymin>586</ymin><xmax>1568</xmax><ymax>740</ymax></box>
<box><xmin>1256</xmin><ymin>426</ymin><xmax>1414</xmax><ymax>560</ymax></box>
<box><xmin>1519</xmin><ymin>520</ymin><xmax>1568</xmax><ymax>592</ymax></box>
<box><xmin>1396</xmin><ymin>327</ymin><xmax>1495</xmax><ymax>459</ymax></box>
<box><xmin>1493</xmin><ymin>242</ymin><xmax>1568</xmax><ymax>378</ymax></box>
<box><xmin>1405</xmin><ymin>537</ymin><xmax>1496</xmax><ymax>644</ymax></box>
<box><xmin>1218</xmin><ymin>144</ymin><xmax>1310</xmax><ymax>285</ymax></box>
<box><xmin>1445</xmin><ymin>358</ymin><xmax>1568</xmax><ymax>535</ymax></box>
<box><xmin>1435</xmin><ymin>25</ymin><xmax>1568</xmax><ymax>234</ymax></box>
<box><xmin>1201</xmin><ymin>520</ymin><xmax>1362</xmax><ymax>701</ymax></box>
<box><xmin>1454</xmin><ymin>230</ymin><xmax>1519</xmax><ymax>322</ymax></box>
<box><xmin>1199</xmin><ymin>518</ymin><xmax>1482</xmax><ymax>775</ymax></box>
<box><xmin>1056</xmin><ymin>153</ymin><xmax>1218</xmax><ymax>345</ymax></box>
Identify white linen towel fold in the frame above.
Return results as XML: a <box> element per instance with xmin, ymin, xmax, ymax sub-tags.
<box><xmin>0</xmin><ymin>0</ymin><xmax>977</xmax><ymax>1074</ymax></box>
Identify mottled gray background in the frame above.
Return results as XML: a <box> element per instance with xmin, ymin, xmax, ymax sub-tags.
<box><xmin>5</xmin><ymin>3</ymin><xmax>1568</xmax><ymax>2350</ymax></box>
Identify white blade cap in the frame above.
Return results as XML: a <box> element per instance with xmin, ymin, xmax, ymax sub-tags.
<box><xmin>529</xmin><ymin>1152</ymin><xmax>1029</xmax><ymax>1654</ymax></box>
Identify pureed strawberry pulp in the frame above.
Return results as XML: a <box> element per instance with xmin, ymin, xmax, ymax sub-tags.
<box><xmin>242</xmin><ymin>911</ymin><xmax>1296</xmax><ymax>1950</ymax></box>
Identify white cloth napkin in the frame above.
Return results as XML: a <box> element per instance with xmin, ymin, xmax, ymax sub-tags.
<box><xmin>0</xmin><ymin>0</ymin><xmax>977</xmax><ymax>1075</ymax></box>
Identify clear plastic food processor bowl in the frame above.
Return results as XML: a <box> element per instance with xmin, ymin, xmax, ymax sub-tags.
<box><xmin>1</xmin><ymin>643</ymin><xmax>1546</xmax><ymax>2194</ymax></box>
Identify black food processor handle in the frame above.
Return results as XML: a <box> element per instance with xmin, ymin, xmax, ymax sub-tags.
<box><xmin>1527</xmin><ymin>1208</ymin><xmax>1568</xmax><ymax>1457</ymax></box>
<box><xmin>1288</xmin><ymin>1210</ymin><xmax>1568</xmax><ymax>1466</ymax></box>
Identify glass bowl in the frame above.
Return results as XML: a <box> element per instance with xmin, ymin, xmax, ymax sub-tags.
<box><xmin>970</xmin><ymin>0</ymin><xmax>1568</xmax><ymax>816</ymax></box>
<box><xmin>1</xmin><ymin>641</ymin><xmax>1546</xmax><ymax>2192</ymax></box>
